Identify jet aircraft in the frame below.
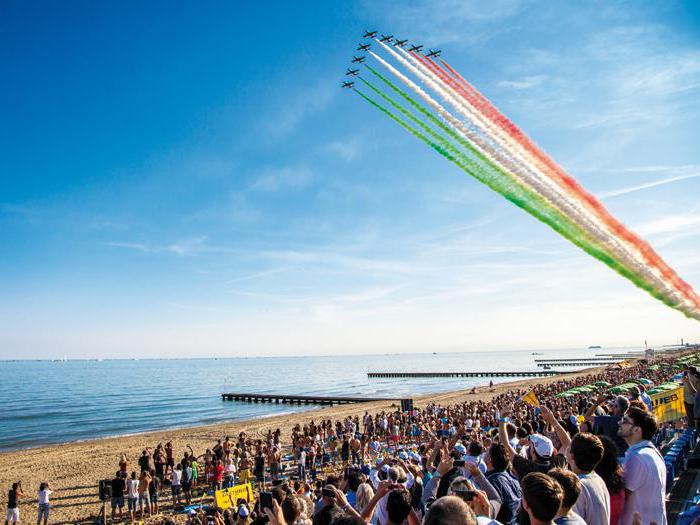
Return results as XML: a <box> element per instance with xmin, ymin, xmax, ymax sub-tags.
<box><xmin>341</xmin><ymin>81</ymin><xmax>355</xmax><ymax>88</ymax></box>
<box><xmin>352</xmin><ymin>56</ymin><xmax>366</xmax><ymax>64</ymax></box>
<box><xmin>357</xmin><ymin>43</ymin><xmax>371</xmax><ymax>52</ymax></box>
<box><xmin>408</xmin><ymin>44</ymin><xmax>423</xmax><ymax>52</ymax></box>
<box><xmin>363</xmin><ymin>30</ymin><xmax>377</xmax><ymax>38</ymax></box>
<box><xmin>394</xmin><ymin>39</ymin><xmax>408</xmax><ymax>47</ymax></box>
<box><xmin>379</xmin><ymin>34</ymin><xmax>393</xmax><ymax>42</ymax></box>
<box><xmin>346</xmin><ymin>68</ymin><xmax>359</xmax><ymax>76</ymax></box>
<box><xmin>426</xmin><ymin>49</ymin><xmax>442</xmax><ymax>58</ymax></box>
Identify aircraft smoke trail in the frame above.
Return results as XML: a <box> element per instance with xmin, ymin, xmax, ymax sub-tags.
<box><xmin>352</xmin><ymin>86</ymin><xmax>688</xmax><ymax>314</ymax></box>
<box><xmin>431</xmin><ymin>55</ymin><xmax>700</xmax><ymax>311</ymax></box>
<box><xmin>345</xmin><ymin>37</ymin><xmax>700</xmax><ymax>321</ymax></box>
<box><xmin>372</xmin><ymin>39</ymin><xmax>692</xmax><ymax>314</ymax></box>
<box><xmin>390</xmin><ymin>43</ymin><xmax>694</xmax><ymax>312</ymax></box>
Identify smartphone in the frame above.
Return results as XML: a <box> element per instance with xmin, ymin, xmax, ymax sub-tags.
<box><xmin>459</xmin><ymin>490</ymin><xmax>477</xmax><ymax>501</ymax></box>
<box><xmin>260</xmin><ymin>491</ymin><xmax>273</xmax><ymax>510</ymax></box>
<box><xmin>453</xmin><ymin>460</ymin><xmax>465</xmax><ymax>467</ymax></box>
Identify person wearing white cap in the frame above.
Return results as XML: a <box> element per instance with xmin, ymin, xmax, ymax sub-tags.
<box><xmin>498</xmin><ymin>408</ymin><xmax>558</xmax><ymax>479</ymax></box>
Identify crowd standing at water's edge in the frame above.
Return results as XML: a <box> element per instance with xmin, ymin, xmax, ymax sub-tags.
<box><xmin>4</xmin><ymin>354</ymin><xmax>700</xmax><ymax>525</ymax></box>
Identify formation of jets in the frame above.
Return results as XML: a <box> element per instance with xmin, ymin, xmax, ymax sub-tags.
<box><xmin>343</xmin><ymin>31</ymin><xmax>442</xmax><ymax>89</ymax></box>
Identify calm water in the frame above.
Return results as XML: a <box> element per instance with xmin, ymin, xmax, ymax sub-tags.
<box><xmin>0</xmin><ymin>347</ymin><xmax>637</xmax><ymax>451</ymax></box>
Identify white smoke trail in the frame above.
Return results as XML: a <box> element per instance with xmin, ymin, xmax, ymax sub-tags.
<box><xmin>428</xmin><ymin>53</ymin><xmax>700</xmax><ymax>312</ymax></box>
<box><xmin>373</xmin><ymin>40</ymin><xmax>697</xmax><ymax>317</ymax></box>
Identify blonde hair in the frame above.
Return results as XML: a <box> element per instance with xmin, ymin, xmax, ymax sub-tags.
<box><xmin>356</xmin><ymin>482</ymin><xmax>375</xmax><ymax>512</ymax></box>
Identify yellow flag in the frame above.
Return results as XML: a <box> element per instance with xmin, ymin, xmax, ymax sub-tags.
<box><xmin>521</xmin><ymin>389</ymin><xmax>540</xmax><ymax>407</ymax></box>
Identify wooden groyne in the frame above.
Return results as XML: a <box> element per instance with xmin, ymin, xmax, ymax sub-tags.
<box><xmin>534</xmin><ymin>358</ymin><xmax>624</xmax><ymax>363</ymax></box>
<box><xmin>221</xmin><ymin>393</ymin><xmax>396</xmax><ymax>405</ymax></box>
<box><xmin>367</xmin><ymin>370</ymin><xmax>562</xmax><ymax>378</ymax></box>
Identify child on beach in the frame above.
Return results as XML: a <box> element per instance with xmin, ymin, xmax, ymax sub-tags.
<box><xmin>37</xmin><ymin>482</ymin><xmax>52</xmax><ymax>525</ymax></box>
<box><xmin>5</xmin><ymin>482</ymin><xmax>23</xmax><ymax>525</ymax></box>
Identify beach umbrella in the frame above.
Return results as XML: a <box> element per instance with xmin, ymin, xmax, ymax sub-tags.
<box><xmin>608</xmin><ymin>386</ymin><xmax>628</xmax><ymax>394</ymax></box>
<box><xmin>595</xmin><ymin>381</ymin><xmax>612</xmax><ymax>387</ymax></box>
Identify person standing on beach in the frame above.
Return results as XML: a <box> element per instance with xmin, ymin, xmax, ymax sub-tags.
<box><xmin>110</xmin><ymin>471</ymin><xmax>126</xmax><ymax>523</ymax></box>
<box><xmin>165</xmin><ymin>441</ymin><xmax>175</xmax><ymax>477</ymax></box>
<box><xmin>148</xmin><ymin>469</ymin><xmax>161</xmax><ymax>516</ymax></box>
<box><xmin>137</xmin><ymin>470</ymin><xmax>151</xmax><ymax>519</ymax></box>
<box><xmin>126</xmin><ymin>472</ymin><xmax>138</xmax><ymax>524</ymax></box>
<box><xmin>5</xmin><ymin>482</ymin><xmax>23</xmax><ymax>525</ymax></box>
<box><xmin>37</xmin><ymin>482</ymin><xmax>52</xmax><ymax>525</ymax></box>
<box><xmin>171</xmin><ymin>464</ymin><xmax>182</xmax><ymax>509</ymax></box>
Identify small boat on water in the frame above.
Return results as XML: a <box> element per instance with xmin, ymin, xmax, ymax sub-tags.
<box><xmin>531</xmin><ymin>352</ymin><xmax>544</xmax><ymax>355</ymax></box>
<box><xmin>588</xmin><ymin>345</ymin><xmax>602</xmax><ymax>349</ymax></box>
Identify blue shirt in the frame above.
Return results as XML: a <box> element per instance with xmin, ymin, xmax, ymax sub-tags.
<box><xmin>486</xmin><ymin>470</ymin><xmax>521</xmax><ymax>525</ymax></box>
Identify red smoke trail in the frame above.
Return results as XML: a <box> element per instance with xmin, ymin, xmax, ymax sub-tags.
<box><xmin>412</xmin><ymin>51</ymin><xmax>700</xmax><ymax>310</ymax></box>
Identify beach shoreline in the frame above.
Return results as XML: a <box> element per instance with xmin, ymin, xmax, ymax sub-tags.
<box><xmin>0</xmin><ymin>365</ymin><xmax>617</xmax><ymax>524</ymax></box>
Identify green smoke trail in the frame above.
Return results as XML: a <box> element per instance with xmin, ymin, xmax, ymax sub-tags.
<box><xmin>353</xmin><ymin>87</ymin><xmax>685</xmax><ymax>314</ymax></box>
<box><xmin>359</xmin><ymin>66</ymin><xmax>692</xmax><ymax>316</ymax></box>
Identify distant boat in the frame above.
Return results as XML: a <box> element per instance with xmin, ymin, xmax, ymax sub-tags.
<box><xmin>531</xmin><ymin>352</ymin><xmax>544</xmax><ymax>355</ymax></box>
<box><xmin>588</xmin><ymin>345</ymin><xmax>602</xmax><ymax>349</ymax></box>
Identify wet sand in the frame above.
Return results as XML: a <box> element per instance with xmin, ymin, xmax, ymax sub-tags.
<box><xmin>0</xmin><ymin>367</ymin><xmax>607</xmax><ymax>524</ymax></box>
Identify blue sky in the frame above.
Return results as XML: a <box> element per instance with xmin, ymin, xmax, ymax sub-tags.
<box><xmin>2</xmin><ymin>1</ymin><xmax>700</xmax><ymax>359</ymax></box>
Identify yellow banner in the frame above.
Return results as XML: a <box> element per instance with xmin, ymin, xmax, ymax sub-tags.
<box><xmin>214</xmin><ymin>483</ymin><xmax>254</xmax><ymax>510</ymax></box>
<box><xmin>650</xmin><ymin>386</ymin><xmax>686</xmax><ymax>423</ymax></box>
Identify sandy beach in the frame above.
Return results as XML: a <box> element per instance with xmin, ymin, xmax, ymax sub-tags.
<box><xmin>0</xmin><ymin>366</ymin><xmax>615</xmax><ymax>524</ymax></box>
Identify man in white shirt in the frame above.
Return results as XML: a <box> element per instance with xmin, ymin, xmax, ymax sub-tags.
<box><xmin>618</xmin><ymin>407</ymin><xmax>667</xmax><ymax>525</ymax></box>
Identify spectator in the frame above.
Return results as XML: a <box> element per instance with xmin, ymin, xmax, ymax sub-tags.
<box><xmin>565</xmin><ymin>433</ymin><xmax>609</xmax><ymax>525</ymax></box>
<box><xmin>423</xmin><ymin>495</ymin><xmax>477</xmax><ymax>525</ymax></box>
<box><xmin>594</xmin><ymin>436</ymin><xmax>625</xmax><ymax>525</ymax></box>
<box><xmin>485</xmin><ymin>443</ymin><xmax>521</xmax><ymax>525</ymax></box>
<box><xmin>520</xmin><ymin>472</ymin><xmax>563</xmax><ymax>525</ymax></box>
<box><xmin>126</xmin><ymin>472</ymin><xmax>138</xmax><ymax>524</ymax></box>
<box><xmin>110</xmin><ymin>471</ymin><xmax>126</xmax><ymax>522</ymax></box>
<box><xmin>618</xmin><ymin>407</ymin><xmax>667</xmax><ymax>525</ymax></box>
<box><xmin>6</xmin><ymin>482</ymin><xmax>23</xmax><ymax>525</ymax></box>
<box><xmin>548</xmin><ymin>469</ymin><xmax>586</xmax><ymax>524</ymax></box>
<box><xmin>37</xmin><ymin>482</ymin><xmax>52</xmax><ymax>525</ymax></box>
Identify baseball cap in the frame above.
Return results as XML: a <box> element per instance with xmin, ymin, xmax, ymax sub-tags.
<box><xmin>454</xmin><ymin>443</ymin><xmax>467</xmax><ymax>455</ymax></box>
<box><xmin>237</xmin><ymin>505</ymin><xmax>249</xmax><ymax>518</ymax></box>
<box><xmin>529</xmin><ymin>434</ymin><xmax>554</xmax><ymax>458</ymax></box>
<box><xmin>398</xmin><ymin>451</ymin><xmax>408</xmax><ymax>460</ymax></box>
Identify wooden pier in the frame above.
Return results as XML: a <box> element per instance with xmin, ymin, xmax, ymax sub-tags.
<box><xmin>534</xmin><ymin>358</ymin><xmax>624</xmax><ymax>363</ymax></box>
<box><xmin>221</xmin><ymin>393</ymin><xmax>396</xmax><ymax>406</ymax></box>
<box><xmin>367</xmin><ymin>370</ymin><xmax>562</xmax><ymax>378</ymax></box>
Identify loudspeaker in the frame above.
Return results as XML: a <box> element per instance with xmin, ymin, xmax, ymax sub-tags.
<box><xmin>99</xmin><ymin>479</ymin><xmax>112</xmax><ymax>501</ymax></box>
<box><xmin>401</xmin><ymin>398</ymin><xmax>414</xmax><ymax>412</ymax></box>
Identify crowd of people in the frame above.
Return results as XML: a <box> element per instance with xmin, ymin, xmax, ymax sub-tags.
<box><xmin>4</xmin><ymin>353</ymin><xmax>699</xmax><ymax>525</ymax></box>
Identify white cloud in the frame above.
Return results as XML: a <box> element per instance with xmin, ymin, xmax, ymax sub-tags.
<box><xmin>249</xmin><ymin>165</ymin><xmax>315</xmax><ymax>192</ymax></box>
<box><xmin>497</xmin><ymin>75</ymin><xmax>547</xmax><ymax>90</ymax></box>
<box><xmin>600</xmin><ymin>173</ymin><xmax>700</xmax><ymax>199</ymax></box>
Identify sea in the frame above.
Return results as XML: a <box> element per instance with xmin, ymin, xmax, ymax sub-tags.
<box><xmin>0</xmin><ymin>347</ymin><xmax>640</xmax><ymax>451</ymax></box>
